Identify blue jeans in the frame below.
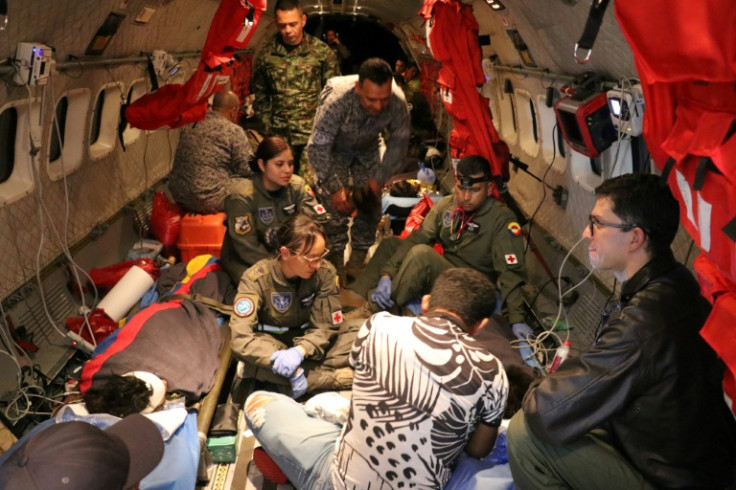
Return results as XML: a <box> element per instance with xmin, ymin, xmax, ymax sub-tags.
<box><xmin>244</xmin><ymin>391</ymin><xmax>341</xmax><ymax>490</ymax></box>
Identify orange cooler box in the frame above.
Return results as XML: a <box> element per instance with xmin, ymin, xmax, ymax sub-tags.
<box><xmin>177</xmin><ymin>213</ymin><xmax>227</xmax><ymax>262</ymax></box>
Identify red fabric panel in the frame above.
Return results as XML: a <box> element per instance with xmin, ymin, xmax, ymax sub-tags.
<box><xmin>419</xmin><ymin>0</ymin><xmax>508</xmax><ymax>182</ymax></box>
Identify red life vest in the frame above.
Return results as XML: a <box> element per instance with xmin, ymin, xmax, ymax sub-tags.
<box><xmin>125</xmin><ymin>0</ymin><xmax>266</xmax><ymax>130</ymax></box>
<box><xmin>419</xmin><ymin>0</ymin><xmax>509</xmax><ymax>183</ymax></box>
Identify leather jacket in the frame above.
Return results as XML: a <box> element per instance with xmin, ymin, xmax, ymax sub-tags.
<box><xmin>523</xmin><ymin>253</ymin><xmax>736</xmax><ymax>488</ymax></box>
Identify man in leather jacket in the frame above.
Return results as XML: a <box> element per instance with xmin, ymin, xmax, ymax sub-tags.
<box><xmin>507</xmin><ymin>173</ymin><xmax>736</xmax><ymax>489</ymax></box>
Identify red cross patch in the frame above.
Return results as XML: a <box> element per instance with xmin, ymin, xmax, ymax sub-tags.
<box><xmin>505</xmin><ymin>254</ymin><xmax>518</xmax><ymax>265</ymax></box>
<box><xmin>314</xmin><ymin>204</ymin><xmax>326</xmax><ymax>214</ymax></box>
<box><xmin>332</xmin><ymin>310</ymin><xmax>343</xmax><ymax>324</ymax></box>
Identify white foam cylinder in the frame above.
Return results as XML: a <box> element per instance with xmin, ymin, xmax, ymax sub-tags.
<box><xmin>97</xmin><ymin>265</ymin><xmax>155</xmax><ymax>322</ymax></box>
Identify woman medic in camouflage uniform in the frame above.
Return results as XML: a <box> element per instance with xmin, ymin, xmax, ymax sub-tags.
<box><xmin>220</xmin><ymin>136</ymin><xmax>328</xmax><ymax>284</ymax></box>
<box><xmin>230</xmin><ymin>215</ymin><xmax>356</xmax><ymax>398</ymax></box>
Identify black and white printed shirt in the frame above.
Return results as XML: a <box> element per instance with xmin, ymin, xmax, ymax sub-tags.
<box><xmin>332</xmin><ymin>311</ymin><xmax>508</xmax><ymax>489</ymax></box>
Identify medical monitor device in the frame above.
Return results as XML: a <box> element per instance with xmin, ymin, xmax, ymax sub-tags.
<box><xmin>606</xmin><ymin>82</ymin><xmax>645</xmax><ymax>136</ymax></box>
<box><xmin>554</xmin><ymin>90</ymin><xmax>617</xmax><ymax>158</ymax></box>
<box><xmin>14</xmin><ymin>42</ymin><xmax>53</xmax><ymax>86</ymax></box>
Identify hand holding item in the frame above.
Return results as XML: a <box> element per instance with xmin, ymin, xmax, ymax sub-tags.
<box><xmin>270</xmin><ymin>347</ymin><xmax>304</xmax><ymax>377</ymax></box>
<box><xmin>371</xmin><ymin>276</ymin><xmax>394</xmax><ymax>309</ymax></box>
<box><xmin>330</xmin><ymin>187</ymin><xmax>355</xmax><ymax>216</ymax></box>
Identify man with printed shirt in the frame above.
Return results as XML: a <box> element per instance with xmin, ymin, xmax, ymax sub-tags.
<box><xmin>230</xmin><ymin>255</ymin><xmax>356</xmax><ymax>395</ymax></box>
<box><xmin>349</xmin><ymin>155</ymin><xmax>528</xmax><ymax>326</ymax></box>
<box><xmin>251</xmin><ymin>0</ymin><xmax>339</xmax><ymax>172</ymax></box>
<box><xmin>220</xmin><ymin>175</ymin><xmax>328</xmax><ymax>284</ymax></box>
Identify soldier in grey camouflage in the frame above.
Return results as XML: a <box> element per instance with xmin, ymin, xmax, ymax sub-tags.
<box><xmin>305</xmin><ymin>58</ymin><xmax>411</xmax><ymax>284</ymax></box>
<box><xmin>251</xmin><ymin>0</ymin><xmax>339</xmax><ymax>173</ymax></box>
<box><xmin>220</xmin><ymin>136</ymin><xmax>328</xmax><ymax>285</ymax></box>
<box><xmin>168</xmin><ymin>90</ymin><xmax>253</xmax><ymax>214</ymax></box>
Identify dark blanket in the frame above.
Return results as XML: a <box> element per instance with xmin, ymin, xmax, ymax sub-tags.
<box><xmin>474</xmin><ymin>318</ymin><xmax>541</xmax><ymax>418</ymax></box>
<box><xmin>80</xmin><ymin>299</ymin><xmax>222</xmax><ymax>401</ymax></box>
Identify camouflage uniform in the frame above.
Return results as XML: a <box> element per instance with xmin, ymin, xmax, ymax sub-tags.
<box><xmin>168</xmin><ymin>111</ymin><xmax>254</xmax><ymax>214</ymax></box>
<box><xmin>252</xmin><ymin>33</ymin><xmax>339</xmax><ymax>169</ymax></box>
<box><xmin>350</xmin><ymin>195</ymin><xmax>528</xmax><ymax>324</ymax></box>
<box><xmin>230</xmin><ymin>258</ymin><xmax>356</xmax><ymax>392</ymax></box>
<box><xmin>305</xmin><ymin>75</ymin><xmax>411</xmax><ymax>264</ymax></box>
<box><xmin>220</xmin><ymin>175</ymin><xmax>327</xmax><ymax>284</ymax></box>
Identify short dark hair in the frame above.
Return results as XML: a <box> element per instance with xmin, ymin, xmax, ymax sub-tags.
<box><xmin>250</xmin><ymin>136</ymin><xmax>291</xmax><ymax>173</ymax></box>
<box><xmin>277</xmin><ymin>214</ymin><xmax>325</xmax><ymax>256</ymax></box>
<box><xmin>358</xmin><ymin>58</ymin><xmax>393</xmax><ymax>86</ymax></box>
<box><xmin>84</xmin><ymin>375</ymin><xmax>151</xmax><ymax>418</ymax></box>
<box><xmin>428</xmin><ymin>268</ymin><xmax>497</xmax><ymax>328</ymax></box>
<box><xmin>456</xmin><ymin>154</ymin><xmax>492</xmax><ymax>181</ymax></box>
<box><xmin>274</xmin><ymin>0</ymin><xmax>302</xmax><ymax>14</ymax></box>
<box><xmin>595</xmin><ymin>172</ymin><xmax>680</xmax><ymax>256</ymax></box>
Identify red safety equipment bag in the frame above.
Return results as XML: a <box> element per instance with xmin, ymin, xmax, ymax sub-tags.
<box><xmin>149</xmin><ymin>192</ymin><xmax>185</xmax><ymax>253</ymax></box>
<box><xmin>90</xmin><ymin>258</ymin><xmax>160</xmax><ymax>291</ymax></box>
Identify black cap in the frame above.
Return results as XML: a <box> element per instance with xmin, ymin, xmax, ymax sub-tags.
<box><xmin>0</xmin><ymin>414</ymin><xmax>165</xmax><ymax>490</ymax></box>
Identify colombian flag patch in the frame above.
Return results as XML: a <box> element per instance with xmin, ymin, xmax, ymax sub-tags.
<box><xmin>507</xmin><ymin>222</ymin><xmax>522</xmax><ymax>237</ymax></box>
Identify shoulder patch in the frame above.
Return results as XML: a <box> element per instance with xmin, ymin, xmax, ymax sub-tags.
<box><xmin>234</xmin><ymin>297</ymin><xmax>255</xmax><ymax>318</ymax></box>
<box><xmin>234</xmin><ymin>215</ymin><xmax>252</xmax><ymax>235</ymax></box>
<box><xmin>303</xmin><ymin>184</ymin><xmax>315</xmax><ymax>198</ymax></box>
<box><xmin>507</xmin><ymin>222</ymin><xmax>522</xmax><ymax>237</ymax></box>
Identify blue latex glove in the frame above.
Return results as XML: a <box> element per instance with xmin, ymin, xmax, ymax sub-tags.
<box><xmin>270</xmin><ymin>347</ymin><xmax>304</xmax><ymax>377</ymax></box>
<box><xmin>289</xmin><ymin>369</ymin><xmax>308</xmax><ymax>399</ymax></box>
<box><xmin>405</xmin><ymin>297</ymin><xmax>423</xmax><ymax>315</ymax></box>
<box><xmin>371</xmin><ymin>276</ymin><xmax>394</xmax><ymax>310</ymax></box>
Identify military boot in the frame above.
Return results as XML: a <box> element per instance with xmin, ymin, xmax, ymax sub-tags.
<box><xmin>345</xmin><ymin>248</ymin><xmax>368</xmax><ymax>282</ymax></box>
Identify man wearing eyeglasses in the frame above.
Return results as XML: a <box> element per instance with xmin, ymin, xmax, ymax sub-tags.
<box><xmin>346</xmin><ymin>155</ymin><xmax>528</xmax><ymax>328</ymax></box>
<box><xmin>168</xmin><ymin>90</ymin><xmax>254</xmax><ymax>214</ymax></box>
<box><xmin>507</xmin><ymin>173</ymin><xmax>736</xmax><ymax>489</ymax></box>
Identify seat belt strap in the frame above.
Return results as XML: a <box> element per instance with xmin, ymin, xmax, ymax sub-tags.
<box><xmin>574</xmin><ymin>0</ymin><xmax>612</xmax><ymax>64</ymax></box>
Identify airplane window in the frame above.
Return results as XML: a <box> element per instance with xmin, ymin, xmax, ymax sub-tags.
<box><xmin>48</xmin><ymin>89</ymin><xmax>90</xmax><ymax>181</ymax></box>
<box><xmin>515</xmin><ymin>90</ymin><xmax>539</xmax><ymax>158</ymax></box>
<box><xmin>122</xmin><ymin>80</ymin><xmax>147</xmax><ymax>145</ymax></box>
<box><xmin>536</xmin><ymin>94</ymin><xmax>566</xmax><ymax>172</ymax></box>
<box><xmin>90</xmin><ymin>90</ymin><xmax>105</xmax><ymax>145</ymax></box>
<box><xmin>89</xmin><ymin>83</ymin><xmax>123</xmax><ymax>160</ymax></box>
<box><xmin>48</xmin><ymin>96</ymin><xmax>68</xmax><ymax>163</ymax></box>
<box><xmin>0</xmin><ymin>107</ymin><xmax>17</xmax><ymax>184</ymax></box>
<box><xmin>499</xmin><ymin>80</ymin><xmax>518</xmax><ymax>143</ymax></box>
<box><xmin>530</xmin><ymin>99</ymin><xmax>538</xmax><ymax>143</ymax></box>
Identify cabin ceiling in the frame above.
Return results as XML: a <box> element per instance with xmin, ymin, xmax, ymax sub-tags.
<box><xmin>292</xmin><ymin>0</ymin><xmax>423</xmax><ymax>25</ymax></box>
<box><xmin>1</xmin><ymin>0</ymin><xmax>636</xmax><ymax>81</ymax></box>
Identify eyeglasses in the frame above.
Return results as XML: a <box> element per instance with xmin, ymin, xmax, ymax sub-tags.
<box><xmin>587</xmin><ymin>215</ymin><xmax>636</xmax><ymax>236</ymax></box>
<box><xmin>293</xmin><ymin>248</ymin><xmax>330</xmax><ymax>265</ymax></box>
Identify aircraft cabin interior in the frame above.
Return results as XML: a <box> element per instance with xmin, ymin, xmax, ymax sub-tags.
<box><xmin>0</xmin><ymin>0</ymin><xmax>734</xmax><ymax>488</ymax></box>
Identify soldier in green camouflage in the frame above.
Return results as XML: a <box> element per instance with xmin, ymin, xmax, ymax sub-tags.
<box><xmin>348</xmin><ymin>155</ymin><xmax>529</xmax><ymax>327</ymax></box>
<box><xmin>251</xmin><ymin>0</ymin><xmax>339</xmax><ymax>174</ymax></box>
<box><xmin>220</xmin><ymin>137</ymin><xmax>328</xmax><ymax>285</ymax></box>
